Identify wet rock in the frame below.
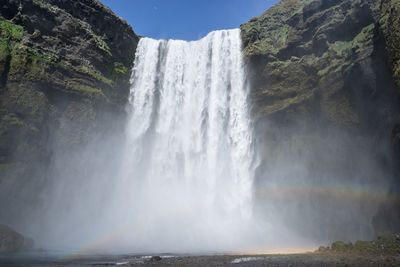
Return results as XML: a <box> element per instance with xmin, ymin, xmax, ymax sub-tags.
<box><xmin>150</xmin><ymin>256</ymin><xmax>162</xmax><ymax>262</ymax></box>
<box><xmin>317</xmin><ymin>246</ymin><xmax>330</xmax><ymax>253</ymax></box>
<box><xmin>331</xmin><ymin>241</ymin><xmax>353</xmax><ymax>252</ymax></box>
<box><xmin>0</xmin><ymin>224</ymin><xmax>33</xmax><ymax>253</ymax></box>
<box><xmin>240</xmin><ymin>0</ymin><xmax>398</xmax><ymax>126</ymax></box>
<box><xmin>317</xmin><ymin>233</ymin><xmax>400</xmax><ymax>255</ymax></box>
<box><xmin>241</xmin><ymin>0</ymin><xmax>400</xmax><ymax>237</ymax></box>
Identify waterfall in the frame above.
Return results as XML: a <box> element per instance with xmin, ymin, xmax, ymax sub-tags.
<box><xmin>37</xmin><ymin>29</ymin><xmax>259</xmax><ymax>254</ymax></box>
<box><xmin>117</xmin><ymin>29</ymin><xmax>256</xmax><ymax>252</ymax></box>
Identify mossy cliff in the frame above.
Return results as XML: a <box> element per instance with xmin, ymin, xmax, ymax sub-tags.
<box><xmin>0</xmin><ymin>0</ymin><xmax>138</xmax><ymax>220</ymax></box>
<box><xmin>241</xmin><ymin>0</ymin><xmax>400</xmax><ymax>126</ymax></box>
<box><xmin>381</xmin><ymin>0</ymin><xmax>400</xmax><ymax>90</ymax></box>
<box><xmin>242</xmin><ymin>0</ymin><xmax>400</xmax><ymax>239</ymax></box>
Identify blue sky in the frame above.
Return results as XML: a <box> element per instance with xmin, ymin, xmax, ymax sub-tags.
<box><xmin>100</xmin><ymin>0</ymin><xmax>278</xmax><ymax>40</ymax></box>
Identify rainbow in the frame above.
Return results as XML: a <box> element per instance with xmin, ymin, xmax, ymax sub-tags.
<box><xmin>59</xmin><ymin>180</ymin><xmax>399</xmax><ymax>258</ymax></box>
<box><xmin>255</xmin><ymin>180</ymin><xmax>399</xmax><ymax>204</ymax></box>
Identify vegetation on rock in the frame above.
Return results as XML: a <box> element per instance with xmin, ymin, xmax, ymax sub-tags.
<box><xmin>317</xmin><ymin>234</ymin><xmax>400</xmax><ymax>255</ymax></box>
<box><xmin>0</xmin><ymin>0</ymin><xmax>138</xmax><ymax>225</ymax></box>
<box><xmin>381</xmin><ymin>0</ymin><xmax>400</xmax><ymax>90</ymax></box>
<box><xmin>241</xmin><ymin>0</ymin><xmax>400</xmax><ymax>238</ymax></box>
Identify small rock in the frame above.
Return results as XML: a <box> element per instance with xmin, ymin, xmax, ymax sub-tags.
<box><xmin>0</xmin><ymin>224</ymin><xmax>34</xmax><ymax>253</ymax></box>
<box><xmin>30</xmin><ymin>29</ymin><xmax>41</xmax><ymax>40</ymax></box>
<box><xmin>150</xmin><ymin>256</ymin><xmax>162</xmax><ymax>262</ymax></box>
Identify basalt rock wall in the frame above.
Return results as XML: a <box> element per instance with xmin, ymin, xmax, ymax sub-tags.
<box><xmin>0</xmin><ymin>0</ymin><xmax>138</xmax><ymax>227</ymax></box>
<box><xmin>241</xmin><ymin>0</ymin><xmax>400</xmax><ymax>239</ymax></box>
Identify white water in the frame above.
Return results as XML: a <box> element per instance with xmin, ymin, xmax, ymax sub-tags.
<box><xmin>116</xmin><ymin>29</ymin><xmax>256</xmax><ymax>252</ymax></box>
<box><xmin>35</xmin><ymin>29</ymin><xmax>270</xmax><ymax>254</ymax></box>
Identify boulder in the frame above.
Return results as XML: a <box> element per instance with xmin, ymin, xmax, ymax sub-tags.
<box><xmin>0</xmin><ymin>224</ymin><xmax>33</xmax><ymax>253</ymax></box>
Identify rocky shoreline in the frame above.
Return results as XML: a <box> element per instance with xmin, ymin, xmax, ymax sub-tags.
<box><xmin>1</xmin><ymin>229</ymin><xmax>399</xmax><ymax>266</ymax></box>
<box><xmin>1</xmin><ymin>253</ymin><xmax>399</xmax><ymax>267</ymax></box>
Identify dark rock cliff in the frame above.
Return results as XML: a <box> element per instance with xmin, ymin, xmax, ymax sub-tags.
<box><xmin>0</xmin><ymin>0</ymin><xmax>138</xmax><ymax>223</ymax></box>
<box><xmin>241</xmin><ymin>0</ymin><xmax>400</xmax><ymax>239</ymax></box>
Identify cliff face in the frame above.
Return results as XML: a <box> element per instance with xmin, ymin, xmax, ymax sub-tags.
<box><xmin>241</xmin><ymin>0</ymin><xmax>399</xmax><ymax>128</ymax></box>
<box><xmin>381</xmin><ymin>0</ymin><xmax>400</xmax><ymax>90</ymax></box>
<box><xmin>0</xmin><ymin>0</ymin><xmax>138</xmax><ymax>222</ymax></box>
<box><xmin>241</xmin><ymin>0</ymin><xmax>400</xmax><ymax>238</ymax></box>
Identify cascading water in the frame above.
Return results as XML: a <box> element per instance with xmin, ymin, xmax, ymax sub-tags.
<box><xmin>37</xmin><ymin>29</ymin><xmax>264</xmax><ymax>254</ymax></box>
<box><xmin>116</xmin><ymin>29</ymin><xmax>257</xmax><ymax>252</ymax></box>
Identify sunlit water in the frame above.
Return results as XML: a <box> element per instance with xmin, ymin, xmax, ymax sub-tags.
<box><xmin>37</xmin><ymin>29</ymin><xmax>267</xmax><ymax>254</ymax></box>
<box><xmin>115</xmin><ymin>29</ymin><xmax>257</xmax><ymax>252</ymax></box>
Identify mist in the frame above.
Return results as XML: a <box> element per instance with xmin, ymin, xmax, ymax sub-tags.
<box><xmin>253</xmin><ymin>118</ymin><xmax>393</xmax><ymax>244</ymax></box>
<box><xmin>26</xmin><ymin>29</ymin><xmax>262</xmax><ymax>254</ymax></box>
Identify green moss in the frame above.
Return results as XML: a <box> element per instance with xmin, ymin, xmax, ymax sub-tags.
<box><xmin>380</xmin><ymin>0</ymin><xmax>400</xmax><ymax>89</ymax></box>
<box><xmin>317</xmin><ymin>24</ymin><xmax>375</xmax><ymax>78</ymax></box>
<box><xmin>73</xmin><ymin>85</ymin><xmax>101</xmax><ymax>95</ymax></box>
<box><xmin>329</xmin><ymin>24</ymin><xmax>374</xmax><ymax>58</ymax></box>
<box><xmin>33</xmin><ymin>0</ymin><xmax>111</xmax><ymax>56</ymax></box>
<box><xmin>0</xmin><ymin>39</ymin><xmax>9</xmax><ymax>55</ymax></box>
<box><xmin>0</xmin><ymin>17</ymin><xmax>24</xmax><ymax>40</ymax></box>
<box><xmin>77</xmin><ymin>65</ymin><xmax>113</xmax><ymax>86</ymax></box>
<box><xmin>113</xmin><ymin>62</ymin><xmax>129</xmax><ymax>75</ymax></box>
<box><xmin>394</xmin><ymin>65</ymin><xmax>400</xmax><ymax>86</ymax></box>
<box><xmin>241</xmin><ymin>0</ymin><xmax>313</xmax><ymax>56</ymax></box>
<box><xmin>92</xmin><ymin>34</ymin><xmax>111</xmax><ymax>56</ymax></box>
<box><xmin>259</xmin><ymin>90</ymin><xmax>315</xmax><ymax>115</ymax></box>
<box><xmin>352</xmin><ymin>24</ymin><xmax>374</xmax><ymax>52</ymax></box>
<box><xmin>318</xmin><ymin>234</ymin><xmax>400</xmax><ymax>255</ymax></box>
<box><xmin>8</xmin><ymin>44</ymin><xmax>58</xmax><ymax>81</ymax></box>
<box><xmin>353</xmin><ymin>240</ymin><xmax>375</xmax><ymax>252</ymax></box>
<box><xmin>32</xmin><ymin>0</ymin><xmax>61</xmax><ymax>14</ymax></box>
<box><xmin>0</xmin><ymin>39</ymin><xmax>10</xmax><ymax>64</ymax></box>
<box><xmin>242</xmin><ymin>23</ymin><xmax>290</xmax><ymax>56</ymax></box>
<box><xmin>330</xmin><ymin>41</ymin><xmax>352</xmax><ymax>58</ymax></box>
<box><xmin>14</xmin><ymin>89</ymin><xmax>48</xmax><ymax>124</ymax></box>
<box><xmin>0</xmin><ymin>18</ymin><xmax>24</xmax><ymax>71</ymax></box>
<box><xmin>67</xmin><ymin>82</ymin><xmax>107</xmax><ymax>100</ymax></box>
<box><xmin>268</xmin><ymin>59</ymin><xmax>292</xmax><ymax>71</ymax></box>
<box><xmin>386</xmin><ymin>0</ymin><xmax>400</xmax><ymax>90</ymax></box>
<box><xmin>263</xmin><ymin>0</ymin><xmax>311</xmax><ymax>20</ymax></box>
<box><xmin>331</xmin><ymin>241</ymin><xmax>354</xmax><ymax>252</ymax></box>
<box><xmin>2</xmin><ymin>114</ymin><xmax>25</xmax><ymax>128</ymax></box>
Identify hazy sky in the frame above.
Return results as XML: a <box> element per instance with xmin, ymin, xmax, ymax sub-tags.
<box><xmin>100</xmin><ymin>0</ymin><xmax>278</xmax><ymax>40</ymax></box>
